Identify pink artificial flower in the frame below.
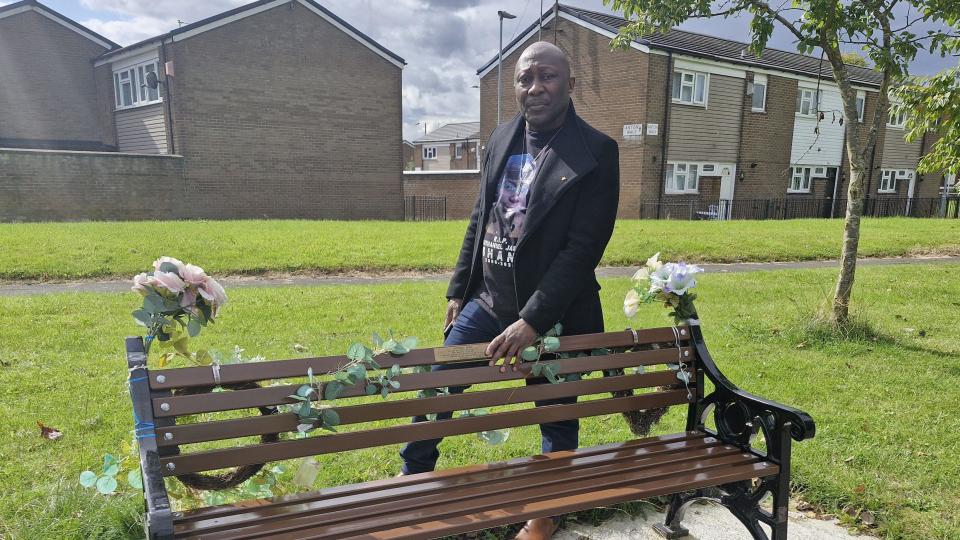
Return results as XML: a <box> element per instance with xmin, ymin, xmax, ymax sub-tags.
<box><xmin>180</xmin><ymin>287</ymin><xmax>198</xmax><ymax>308</ymax></box>
<box><xmin>198</xmin><ymin>276</ymin><xmax>228</xmax><ymax>310</ymax></box>
<box><xmin>131</xmin><ymin>273</ymin><xmax>150</xmax><ymax>296</ymax></box>
<box><xmin>151</xmin><ymin>271</ymin><xmax>186</xmax><ymax>294</ymax></box>
<box><xmin>153</xmin><ymin>256</ymin><xmax>186</xmax><ymax>276</ymax></box>
<box><xmin>180</xmin><ymin>263</ymin><xmax>208</xmax><ymax>286</ymax></box>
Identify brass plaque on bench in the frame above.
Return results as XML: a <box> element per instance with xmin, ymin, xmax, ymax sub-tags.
<box><xmin>433</xmin><ymin>344</ymin><xmax>489</xmax><ymax>364</ymax></box>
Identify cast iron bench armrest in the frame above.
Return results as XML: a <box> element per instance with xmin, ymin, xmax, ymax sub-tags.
<box><xmin>687</xmin><ymin>321</ymin><xmax>816</xmax><ymax>451</ymax></box>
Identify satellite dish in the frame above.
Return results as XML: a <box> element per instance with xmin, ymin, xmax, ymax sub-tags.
<box><xmin>145</xmin><ymin>71</ymin><xmax>159</xmax><ymax>89</ymax></box>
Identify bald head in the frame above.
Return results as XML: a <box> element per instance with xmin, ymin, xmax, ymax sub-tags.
<box><xmin>514</xmin><ymin>42</ymin><xmax>575</xmax><ymax>131</ymax></box>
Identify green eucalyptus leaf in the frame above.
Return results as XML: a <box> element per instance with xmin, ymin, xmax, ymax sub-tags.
<box><xmin>127</xmin><ymin>469</ymin><xmax>143</xmax><ymax>489</ymax></box>
<box><xmin>96</xmin><ymin>475</ymin><xmax>118</xmax><ymax>494</ymax></box>
<box><xmin>382</xmin><ymin>339</ymin><xmax>397</xmax><ymax>351</ymax></box>
<box><xmin>479</xmin><ymin>429</ymin><xmax>509</xmax><ymax>445</ymax></box>
<box><xmin>79</xmin><ymin>471</ymin><xmax>97</xmax><ymax>488</ymax></box>
<box><xmin>381</xmin><ymin>387</ymin><xmax>389</xmax><ymax>399</ymax></box>
<box><xmin>298</xmin><ymin>401</ymin><xmax>312</xmax><ymax>417</ymax></box>
<box><xmin>324</xmin><ymin>381</ymin><xmax>343</xmax><ymax>400</ymax></box>
<box><xmin>297</xmin><ymin>423</ymin><xmax>316</xmax><ymax>433</ymax></box>
<box><xmin>366</xmin><ymin>383</ymin><xmax>378</xmax><ymax>395</ymax></box>
<box><xmin>103</xmin><ymin>463</ymin><xmax>119</xmax><ymax>477</ymax></box>
<box><xmin>372</xmin><ymin>332</ymin><xmax>384</xmax><ymax>347</ymax></box>
<box><xmin>347</xmin><ymin>343</ymin><xmax>366</xmax><ymax>361</ymax></box>
<box><xmin>401</xmin><ymin>336</ymin><xmax>418</xmax><ymax>351</ymax></box>
<box><xmin>531</xmin><ymin>363</ymin><xmax>543</xmax><ymax>377</ymax></box>
<box><xmin>543</xmin><ymin>336</ymin><xmax>560</xmax><ymax>352</ymax></box>
<box><xmin>296</xmin><ymin>384</ymin><xmax>315</xmax><ymax>398</ymax></box>
<box><xmin>321</xmin><ymin>408</ymin><xmax>340</xmax><ymax>427</ymax></box>
<box><xmin>389</xmin><ymin>380</ymin><xmax>401</xmax><ymax>389</ymax></box>
<box><xmin>521</xmin><ymin>346</ymin><xmax>540</xmax><ymax>361</ymax></box>
<box><xmin>390</xmin><ymin>364</ymin><xmax>401</xmax><ymax>377</ymax></box>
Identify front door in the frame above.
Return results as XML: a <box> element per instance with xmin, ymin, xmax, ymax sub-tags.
<box><xmin>906</xmin><ymin>171</ymin><xmax>917</xmax><ymax>216</ymax></box>
<box><xmin>719</xmin><ymin>164</ymin><xmax>736</xmax><ymax>220</ymax></box>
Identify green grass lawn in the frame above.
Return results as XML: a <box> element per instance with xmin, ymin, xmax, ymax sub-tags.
<box><xmin>0</xmin><ymin>218</ymin><xmax>957</xmax><ymax>280</ymax></box>
<box><xmin>0</xmin><ymin>264</ymin><xmax>958</xmax><ymax>539</ymax></box>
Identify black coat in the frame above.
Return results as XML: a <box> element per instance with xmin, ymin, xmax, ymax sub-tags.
<box><xmin>446</xmin><ymin>103</ymin><xmax>620</xmax><ymax>336</ymax></box>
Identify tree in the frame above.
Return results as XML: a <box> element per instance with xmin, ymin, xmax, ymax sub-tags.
<box><xmin>605</xmin><ymin>0</ymin><xmax>960</xmax><ymax>325</ymax></box>
<box><xmin>841</xmin><ymin>51</ymin><xmax>871</xmax><ymax>68</ymax></box>
<box><xmin>892</xmin><ymin>66</ymin><xmax>960</xmax><ymax>176</ymax></box>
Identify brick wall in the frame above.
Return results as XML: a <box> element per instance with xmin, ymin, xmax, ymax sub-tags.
<box><xmin>447</xmin><ymin>141</ymin><xmax>479</xmax><ymax>170</ymax></box>
<box><xmin>0</xmin><ymin>10</ymin><xmax>111</xmax><ymax>146</ymax></box>
<box><xmin>479</xmin><ymin>19</ymin><xmax>648</xmax><ymax>218</ymax></box>
<box><xmin>165</xmin><ymin>2</ymin><xmax>403</xmax><ymax>219</ymax></box>
<box><xmin>0</xmin><ymin>149</ymin><xmax>185</xmax><ymax>221</ymax></box>
<box><xmin>402</xmin><ymin>171</ymin><xmax>481</xmax><ymax>219</ymax></box>
<box><xmin>738</xmin><ymin>73</ymin><xmax>797</xmax><ymax>199</ymax></box>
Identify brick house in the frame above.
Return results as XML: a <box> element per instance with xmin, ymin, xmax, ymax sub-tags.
<box><xmin>0</xmin><ymin>0</ymin><xmax>405</xmax><ymax>221</ymax></box>
<box><xmin>477</xmin><ymin>5</ymin><xmax>951</xmax><ymax>219</ymax></box>
<box><xmin>412</xmin><ymin>122</ymin><xmax>480</xmax><ymax>171</ymax></box>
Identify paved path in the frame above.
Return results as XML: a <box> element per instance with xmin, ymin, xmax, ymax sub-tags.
<box><xmin>1</xmin><ymin>255</ymin><xmax>958</xmax><ymax>297</ymax></box>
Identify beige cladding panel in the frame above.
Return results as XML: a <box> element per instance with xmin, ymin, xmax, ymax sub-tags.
<box><xmin>116</xmin><ymin>103</ymin><xmax>168</xmax><ymax>154</ymax></box>
<box><xmin>880</xmin><ymin>128</ymin><xmax>922</xmax><ymax>170</ymax></box>
<box><xmin>667</xmin><ymin>73</ymin><xmax>742</xmax><ymax>163</ymax></box>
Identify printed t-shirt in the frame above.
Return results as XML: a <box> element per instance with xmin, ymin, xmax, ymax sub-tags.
<box><xmin>475</xmin><ymin>124</ymin><xmax>561</xmax><ymax>322</ymax></box>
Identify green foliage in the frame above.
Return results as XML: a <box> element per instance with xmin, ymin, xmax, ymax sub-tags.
<box><xmin>79</xmin><ymin>454</ymin><xmax>141</xmax><ymax>495</ymax></box>
<box><xmin>892</xmin><ymin>67</ymin><xmax>960</xmax><ymax>175</ymax></box>
<box><xmin>841</xmin><ymin>52</ymin><xmax>872</xmax><ymax>69</ymax></box>
<box><xmin>460</xmin><ymin>409</ymin><xmax>510</xmax><ymax>446</ymax></box>
<box><xmin>291</xmin><ymin>332</ymin><xmax>415</xmax><ymax>433</ymax></box>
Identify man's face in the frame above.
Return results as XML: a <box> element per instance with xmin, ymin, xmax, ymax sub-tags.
<box><xmin>514</xmin><ymin>51</ymin><xmax>574</xmax><ymax>130</ymax></box>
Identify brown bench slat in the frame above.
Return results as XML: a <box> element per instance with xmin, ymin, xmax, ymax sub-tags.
<box><xmin>208</xmin><ymin>452</ymin><xmax>772</xmax><ymax>539</ymax></box>
<box><xmin>149</xmin><ymin>327</ymin><xmax>689</xmax><ymax>390</ymax></box>
<box><xmin>162</xmin><ymin>391</ymin><xmax>691</xmax><ymax>476</ymax></box>
<box><xmin>175</xmin><ymin>432</ymin><xmax>706</xmax><ymax>525</ymax></box>
<box><xmin>175</xmin><ymin>435</ymin><xmax>730</xmax><ymax>537</ymax></box>
<box><xmin>159</xmin><ymin>370</ymin><xmax>684</xmax><ymax>447</ymax></box>
<box><xmin>152</xmin><ymin>348</ymin><xmax>693</xmax><ymax>417</ymax></box>
<box><xmin>359</xmin><ymin>461</ymin><xmax>776</xmax><ymax>540</ymax></box>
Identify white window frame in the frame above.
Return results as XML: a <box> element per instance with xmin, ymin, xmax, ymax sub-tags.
<box><xmin>672</xmin><ymin>69</ymin><xmax>709</xmax><ymax>107</ymax></box>
<box><xmin>878</xmin><ymin>169</ymin><xmax>897</xmax><ymax>193</ymax></box>
<box><xmin>789</xmin><ymin>166</ymin><xmax>813</xmax><ymax>193</ymax></box>
<box><xmin>112</xmin><ymin>58</ymin><xmax>162</xmax><ymax>111</ymax></box>
<box><xmin>887</xmin><ymin>105</ymin><xmax>907</xmax><ymax>128</ymax></box>
<box><xmin>454</xmin><ymin>143</ymin><xmax>463</xmax><ymax>159</ymax></box>
<box><xmin>795</xmin><ymin>88</ymin><xmax>821</xmax><ymax>117</ymax></box>
<box><xmin>422</xmin><ymin>146</ymin><xmax>437</xmax><ymax>160</ymax></box>
<box><xmin>855</xmin><ymin>90</ymin><xmax>866</xmax><ymax>122</ymax></box>
<box><xmin>811</xmin><ymin>166</ymin><xmax>828</xmax><ymax>178</ymax></box>
<box><xmin>665</xmin><ymin>162</ymin><xmax>701</xmax><ymax>194</ymax></box>
<box><xmin>751</xmin><ymin>74</ymin><xmax>768</xmax><ymax>112</ymax></box>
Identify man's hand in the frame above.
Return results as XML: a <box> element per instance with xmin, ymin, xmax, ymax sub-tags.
<box><xmin>444</xmin><ymin>298</ymin><xmax>463</xmax><ymax>330</ymax></box>
<box><xmin>486</xmin><ymin>319</ymin><xmax>538</xmax><ymax>372</ymax></box>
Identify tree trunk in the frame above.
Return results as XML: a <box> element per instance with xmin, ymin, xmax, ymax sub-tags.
<box><xmin>832</xmin><ymin>162</ymin><xmax>867</xmax><ymax>324</ymax></box>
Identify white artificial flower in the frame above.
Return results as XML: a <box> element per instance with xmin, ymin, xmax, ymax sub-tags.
<box><xmin>645</xmin><ymin>252</ymin><xmax>663</xmax><ymax>271</ymax></box>
<box><xmin>632</xmin><ymin>267</ymin><xmax>650</xmax><ymax>282</ymax></box>
<box><xmin>665</xmin><ymin>262</ymin><xmax>704</xmax><ymax>295</ymax></box>
<box><xmin>623</xmin><ymin>289</ymin><xmax>641</xmax><ymax>318</ymax></box>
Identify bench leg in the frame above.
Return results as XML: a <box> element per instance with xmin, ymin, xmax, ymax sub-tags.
<box><xmin>652</xmin><ymin>491</ymin><xmax>707</xmax><ymax>538</ymax></box>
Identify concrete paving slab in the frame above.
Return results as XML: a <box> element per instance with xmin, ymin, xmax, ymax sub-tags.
<box><xmin>554</xmin><ymin>501</ymin><xmax>860</xmax><ymax>540</ymax></box>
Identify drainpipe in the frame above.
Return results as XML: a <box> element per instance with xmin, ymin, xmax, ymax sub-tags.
<box><xmin>732</xmin><ymin>74</ymin><xmax>749</xmax><ymax>220</ymax></box>
<box><xmin>833</xmin><ymin>128</ymin><xmax>846</xmax><ymax>218</ymax></box>
<box><xmin>657</xmin><ymin>51</ymin><xmax>673</xmax><ymax>219</ymax></box>
<box><xmin>160</xmin><ymin>38</ymin><xmax>176</xmax><ymax>155</ymax></box>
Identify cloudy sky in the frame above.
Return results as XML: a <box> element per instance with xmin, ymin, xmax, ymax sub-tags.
<box><xmin>16</xmin><ymin>0</ymin><xmax>957</xmax><ymax>139</ymax></box>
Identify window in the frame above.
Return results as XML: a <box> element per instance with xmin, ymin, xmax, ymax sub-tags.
<box><xmin>672</xmin><ymin>70</ymin><xmax>708</xmax><ymax>106</ymax></box>
<box><xmin>888</xmin><ymin>106</ymin><xmax>907</xmax><ymax>128</ymax></box>
<box><xmin>855</xmin><ymin>90</ymin><xmax>866</xmax><ymax>122</ymax></box>
<box><xmin>789</xmin><ymin>167</ymin><xmax>813</xmax><ymax>193</ymax></box>
<box><xmin>422</xmin><ymin>146</ymin><xmax>437</xmax><ymax>160</ymax></box>
<box><xmin>665</xmin><ymin>162</ymin><xmax>700</xmax><ymax>194</ymax></box>
<box><xmin>795</xmin><ymin>88</ymin><xmax>821</xmax><ymax>116</ymax></box>
<box><xmin>751</xmin><ymin>74</ymin><xmax>767</xmax><ymax>112</ymax></box>
<box><xmin>454</xmin><ymin>143</ymin><xmax>463</xmax><ymax>159</ymax></box>
<box><xmin>112</xmin><ymin>58</ymin><xmax>161</xmax><ymax>110</ymax></box>
<box><xmin>879</xmin><ymin>170</ymin><xmax>896</xmax><ymax>193</ymax></box>
<box><xmin>811</xmin><ymin>166</ymin><xmax>827</xmax><ymax>178</ymax></box>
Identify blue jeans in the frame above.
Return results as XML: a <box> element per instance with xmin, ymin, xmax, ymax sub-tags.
<box><xmin>399</xmin><ymin>299</ymin><xmax>579</xmax><ymax>474</ymax></box>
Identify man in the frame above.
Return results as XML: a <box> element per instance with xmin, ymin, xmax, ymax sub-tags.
<box><xmin>400</xmin><ymin>41</ymin><xmax>620</xmax><ymax>540</ymax></box>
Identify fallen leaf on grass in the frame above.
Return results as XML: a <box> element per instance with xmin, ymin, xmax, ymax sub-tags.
<box><xmin>853</xmin><ymin>484</ymin><xmax>865</xmax><ymax>494</ymax></box>
<box><xmin>795</xmin><ymin>342</ymin><xmax>808</xmax><ymax>349</ymax></box>
<box><xmin>860</xmin><ymin>510</ymin><xmax>876</xmax><ymax>526</ymax></box>
<box><xmin>796</xmin><ymin>501</ymin><xmax>814</xmax><ymax>512</ymax></box>
<box><xmin>37</xmin><ymin>421</ymin><xmax>62</xmax><ymax>441</ymax></box>
<box><xmin>293</xmin><ymin>343</ymin><xmax>308</xmax><ymax>353</ymax></box>
<box><xmin>843</xmin><ymin>456</ymin><xmax>855</xmax><ymax>464</ymax></box>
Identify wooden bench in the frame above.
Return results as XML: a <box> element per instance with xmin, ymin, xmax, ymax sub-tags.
<box><xmin>126</xmin><ymin>321</ymin><xmax>815</xmax><ymax>539</ymax></box>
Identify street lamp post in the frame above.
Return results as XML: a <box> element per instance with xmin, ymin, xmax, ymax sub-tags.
<box><xmin>497</xmin><ymin>10</ymin><xmax>516</xmax><ymax>125</ymax></box>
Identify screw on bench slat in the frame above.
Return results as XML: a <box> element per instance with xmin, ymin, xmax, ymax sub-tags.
<box><xmin>160</xmin><ymin>403</ymin><xmax>170</xmax><ymax>412</ymax></box>
<box><xmin>166</xmin><ymin>463</ymin><xmax>176</xmax><ymax>471</ymax></box>
<box><xmin>684</xmin><ymin>351</ymin><xmax>690</xmax><ymax>357</ymax></box>
<box><xmin>156</xmin><ymin>375</ymin><xmax>166</xmax><ymax>384</ymax></box>
<box><xmin>164</xmin><ymin>433</ymin><xmax>173</xmax><ymax>441</ymax></box>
